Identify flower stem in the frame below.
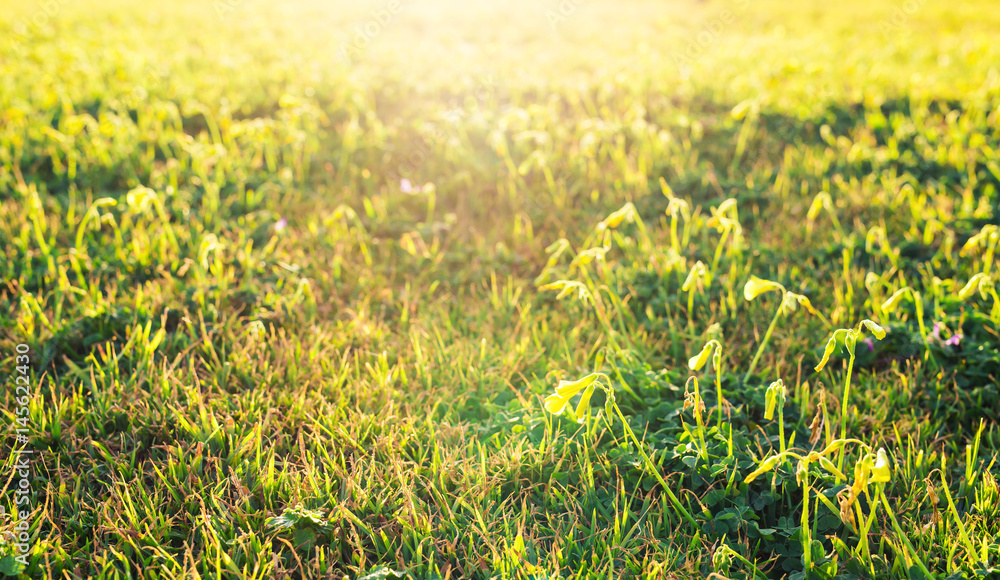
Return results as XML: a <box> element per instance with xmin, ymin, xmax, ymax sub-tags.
<box><xmin>715</xmin><ymin>372</ymin><xmax>725</xmax><ymax>426</ymax></box>
<box><xmin>693</xmin><ymin>401</ymin><xmax>709</xmax><ymax>462</ymax></box>
<box><xmin>743</xmin><ymin>304</ymin><xmax>783</xmax><ymax>384</ymax></box>
<box><xmin>836</xmin><ymin>354</ymin><xmax>855</xmax><ymax>483</ymax></box>
<box><xmin>801</xmin><ymin>470</ymin><xmax>812</xmax><ymax>573</ymax></box>
<box><xmin>778</xmin><ymin>407</ymin><xmax>786</xmax><ymax>457</ymax></box>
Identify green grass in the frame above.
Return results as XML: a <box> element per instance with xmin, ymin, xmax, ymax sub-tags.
<box><xmin>1</xmin><ymin>0</ymin><xmax>999</xmax><ymax>577</ymax></box>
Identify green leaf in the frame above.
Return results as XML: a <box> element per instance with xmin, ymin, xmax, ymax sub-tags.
<box><xmin>703</xmin><ymin>488</ymin><xmax>726</xmax><ymax>507</ymax></box>
<box><xmin>743</xmin><ymin>275</ymin><xmax>785</xmax><ymax>301</ymax></box>
<box><xmin>0</xmin><ymin>556</ymin><xmax>23</xmax><ymax>576</ymax></box>
<box><xmin>293</xmin><ymin>527</ymin><xmax>316</xmax><ymax>550</ymax></box>
<box><xmin>512</xmin><ymin>534</ymin><xmax>525</xmax><ymax>554</ymax></box>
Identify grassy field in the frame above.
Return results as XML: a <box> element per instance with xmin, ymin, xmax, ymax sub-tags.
<box><xmin>2</xmin><ymin>0</ymin><xmax>1000</xmax><ymax>577</ymax></box>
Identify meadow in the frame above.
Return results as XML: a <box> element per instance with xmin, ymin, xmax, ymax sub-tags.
<box><xmin>1</xmin><ymin>0</ymin><xmax>999</xmax><ymax>577</ymax></box>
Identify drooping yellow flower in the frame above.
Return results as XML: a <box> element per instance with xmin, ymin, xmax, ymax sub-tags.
<box><xmin>871</xmin><ymin>448</ymin><xmax>891</xmax><ymax>483</ymax></box>
<box><xmin>743</xmin><ymin>276</ymin><xmax>785</xmax><ymax>301</ymax></box>
<box><xmin>543</xmin><ymin>373</ymin><xmax>600</xmax><ymax>416</ymax></box>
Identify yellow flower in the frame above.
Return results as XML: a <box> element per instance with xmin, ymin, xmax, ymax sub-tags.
<box><xmin>688</xmin><ymin>341</ymin><xmax>717</xmax><ymax>371</ymax></box>
<box><xmin>744</xmin><ymin>454</ymin><xmax>782</xmax><ymax>483</ymax></box>
<box><xmin>543</xmin><ymin>373</ymin><xmax>600</xmax><ymax>416</ymax></box>
<box><xmin>871</xmin><ymin>448</ymin><xmax>891</xmax><ymax>483</ymax></box>
<box><xmin>744</xmin><ymin>276</ymin><xmax>785</xmax><ymax>301</ymax></box>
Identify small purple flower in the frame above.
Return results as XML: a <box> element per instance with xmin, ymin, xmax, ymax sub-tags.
<box><xmin>863</xmin><ymin>337</ymin><xmax>875</xmax><ymax>352</ymax></box>
<box><xmin>944</xmin><ymin>333</ymin><xmax>962</xmax><ymax>347</ymax></box>
<box><xmin>400</xmin><ymin>178</ymin><xmax>413</xmax><ymax>194</ymax></box>
<box><xmin>274</xmin><ymin>217</ymin><xmax>287</xmax><ymax>232</ymax></box>
<box><xmin>931</xmin><ymin>322</ymin><xmax>942</xmax><ymax>340</ymax></box>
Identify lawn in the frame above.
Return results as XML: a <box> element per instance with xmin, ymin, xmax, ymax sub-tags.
<box><xmin>1</xmin><ymin>0</ymin><xmax>999</xmax><ymax>577</ymax></box>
